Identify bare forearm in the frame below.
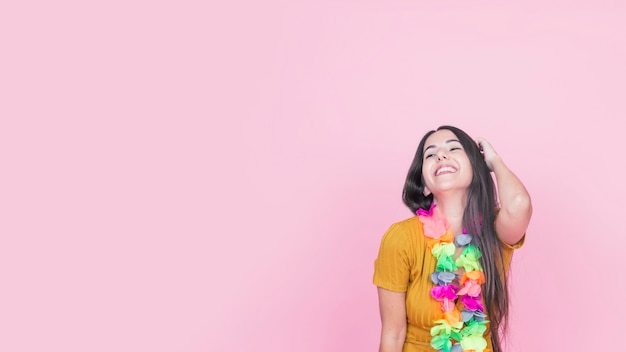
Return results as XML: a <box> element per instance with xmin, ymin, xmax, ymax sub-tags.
<box><xmin>378</xmin><ymin>288</ymin><xmax>407</xmax><ymax>352</ymax></box>
<box><xmin>379</xmin><ymin>334</ymin><xmax>405</xmax><ymax>352</ymax></box>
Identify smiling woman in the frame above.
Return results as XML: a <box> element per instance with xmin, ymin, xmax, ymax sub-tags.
<box><xmin>373</xmin><ymin>125</ymin><xmax>532</xmax><ymax>352</ymax></box>
<box><xmin>420</xmin><ymin>130</ymin><xmax>473</xmax><ymax>198</ymax></box>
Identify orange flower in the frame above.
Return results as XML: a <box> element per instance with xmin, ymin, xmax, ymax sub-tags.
<box><xmin>442</xmin><ymin>309</ymin><xmax>462</xmax><ymax>326</ymax></box>
<box><xmin>460</xmin><ymin>270</ymin><xmax>485</xmax><ymax>285</ymax></box>
<box><xmin>427</xmin><ymin>231</ymin><xmax>454</xmax><ymax>250</ymax></box>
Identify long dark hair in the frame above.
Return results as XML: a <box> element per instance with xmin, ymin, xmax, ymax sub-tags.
<box><xmin>402</xmin><ymin>125</ymin><xmax>509</xmax><ymax>352</ymax></box>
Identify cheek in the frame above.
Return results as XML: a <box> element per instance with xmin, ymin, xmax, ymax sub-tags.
<box><xmin>421</xmin><ymin>171</ymin><xmax>435</xmax><ymax>188</ymax></box>
<box><xmin>421</xmin><ymin>162</ymin><xmax>431</xmax><ymax>179</ymax></box>
<box><xmin>463</xmin><ymin>167</ymin><xmax>474</xmax><ymax>183</ymax></box>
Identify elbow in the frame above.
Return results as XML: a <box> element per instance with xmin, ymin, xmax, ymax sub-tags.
<box><xmin>380</xmin><ymin>322</ymin><xmax>407</xmax><ymax>351</ymax></box>
<box><xmin>383</xmin><ymin>330</ymin><xmax>406</xmax><ymax>342</ymax></box>
<box><xmin>379</xmin><ymin>331</ymin><xmax>406</xmax><ymax>352</ymax></box>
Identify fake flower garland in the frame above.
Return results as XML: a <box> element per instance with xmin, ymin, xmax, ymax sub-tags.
<box><xmin>417</xmin><ymin>204</ymin><xmax>489</xmax><ymax>352</ymax></box>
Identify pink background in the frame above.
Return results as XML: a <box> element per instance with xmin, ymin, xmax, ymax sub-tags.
<box><xmin>2</xmin><ymin>1</ymin><xmax>624</xmax><ymax>351</ymax></box>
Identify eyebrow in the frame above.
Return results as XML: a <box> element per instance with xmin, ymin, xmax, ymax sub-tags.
<box><xmin>423</xmin><ymin>139</ymin><xmax>462</xmax><ymax>155</ymax></box>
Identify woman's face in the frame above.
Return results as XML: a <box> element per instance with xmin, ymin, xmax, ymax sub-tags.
<box><xmin>421</xmin><ymin>129</ymin><xmax>473</xmax><ymax>197</ymax></box>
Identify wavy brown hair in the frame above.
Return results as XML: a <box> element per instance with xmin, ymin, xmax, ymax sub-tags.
<box><xmin>402</xmin><ymin>125</ymin><xmax>509</xmax><ymax>352</ymax></box>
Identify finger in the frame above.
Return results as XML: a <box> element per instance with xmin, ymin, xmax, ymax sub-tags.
<box><xmin>476</xmin><ymin>138</ymin><xmax>484</xmax><ymax>151</ymax></box>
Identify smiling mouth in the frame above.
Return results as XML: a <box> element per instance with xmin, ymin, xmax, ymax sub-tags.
<box><xmin>435</xmin><ymin>165</ymin><xmax>457</xmax><ymax>176</ymax></box>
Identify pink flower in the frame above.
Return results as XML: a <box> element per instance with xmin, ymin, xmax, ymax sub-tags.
<box><xmin>418</xmin><ymin>205</ymin><xmax>449</xmax><ymax>239</ymax></box>
<box><xmin>441</xmin><ymin>298</ymin><xmax>456</xmax><ymax>312</ymax></box>
<box><xmin>460</xmin><ymin>294</ymin><xmax>484</xmax><ymax>312</ymax></box>
<box><xmin>457</xmin><ymin>280</ymin><xmax>482</xmax><ymax>297</ymax></box>
<box><xmin>431</xmin><ymin>284</ymin><xmax>458</xmax><ymax>301</ymax></box>
<box><xmin>416</xmin><ymin>204</ymin><xmax>435</xmax><ymax>217</ymax></box>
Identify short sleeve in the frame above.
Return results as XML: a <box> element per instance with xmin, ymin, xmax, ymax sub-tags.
<box><xmin>373</xmin><ymin>223</ymin><xmax>411</xmax><ymax>292</ymax></box>
<box><xmin>500</xmin><ymin>233</ymin><xmax>525</xmax><ymax>250</ymax></box>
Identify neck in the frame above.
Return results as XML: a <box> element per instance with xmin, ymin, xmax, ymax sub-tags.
<box><xmin>433</xmin><ymin>192</ymin><xmax>467</xmax><ymax>233</ymax></box>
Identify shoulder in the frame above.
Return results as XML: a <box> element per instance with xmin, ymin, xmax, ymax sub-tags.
<box><xmin>386</xmin><ymin>216</ymin><xmax>423</xmax><ymax>234</ymax></box>
<box><xmin>379</xmin><ymin>216</ymin><xmax>424</xmax><ymax>246</ymax></box>
<box><xmin>375</xmin><ymin>216</ymin><xmax>425</xmax><ymax>267</ymax></box>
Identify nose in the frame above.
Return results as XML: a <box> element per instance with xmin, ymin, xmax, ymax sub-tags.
<box><xmin>436</xmin><ymin>150</ymin><xmax>449</xmax><ymax>161</ymax></box>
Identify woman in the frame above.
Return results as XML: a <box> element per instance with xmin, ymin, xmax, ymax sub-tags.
<box><xmin>373</xmin><ymin>126</ymin><xmax>532</xmax><ymax>352</ymax></box>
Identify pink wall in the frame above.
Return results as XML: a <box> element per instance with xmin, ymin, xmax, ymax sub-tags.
<box><xmin>2</xmin><ymin>1</ymin><xmax>624</xmax><ymax>351</ymax></box>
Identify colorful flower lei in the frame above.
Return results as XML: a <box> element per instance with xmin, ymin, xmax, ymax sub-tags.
<box><xmin>417</xmin><ymin>204</ymin><xmax>489</xmax><ymax>352</ymax></box>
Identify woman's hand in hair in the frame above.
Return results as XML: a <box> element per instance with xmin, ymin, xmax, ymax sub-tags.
<box><xmin>476</xmin><ymin>137</ymin><xmax>501</xmax><ymax>171</ymax></box>
<box><xmin>478</xmin><ymin>136</ymin><xmax>533</xmax><ymax>245</ymax></box>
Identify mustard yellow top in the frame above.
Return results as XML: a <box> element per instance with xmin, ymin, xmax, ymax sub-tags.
<box><xmin>373</xmin><ymin>216</ymin><xmax>524</xmax><ymax>352</ymax></box>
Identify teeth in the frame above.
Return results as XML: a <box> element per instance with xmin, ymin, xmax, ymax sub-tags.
<box><xmin>436</xmin><ymin>166</ymin><xmax>456</xmax><ymax>176</ymax></box>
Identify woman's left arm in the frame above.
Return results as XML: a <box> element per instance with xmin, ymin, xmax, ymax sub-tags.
<box><xmin>477</xmin><ymin>137</ymin><xmax>533</xmax><ymax>245</ymax></box>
